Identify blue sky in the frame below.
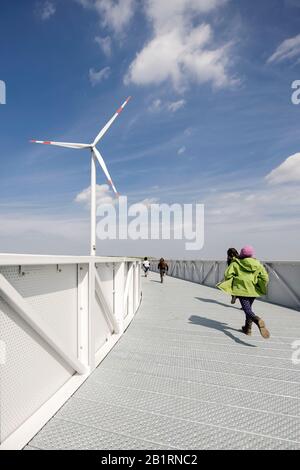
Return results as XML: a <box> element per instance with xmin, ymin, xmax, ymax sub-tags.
<box><xmin>1</xmin><ymin>0</ymin><xmax>300</xmax><ymax>259</ymax></box>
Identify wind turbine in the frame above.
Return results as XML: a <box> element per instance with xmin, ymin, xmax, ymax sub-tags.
<box><xmin>31</xmin><ymin>97</ymin><xmax>131</xmax><ymax>256</ymax></box>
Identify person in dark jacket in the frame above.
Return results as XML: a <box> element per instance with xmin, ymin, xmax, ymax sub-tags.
<box><xmin>158</xmin><ymin>258</ymin><xmax>168</xmax><ymax>283</ymax></box>
<box><xmin>227</xmin><ymin>248</ymin><xmax>239</xmax><ymax>304</ymax></box>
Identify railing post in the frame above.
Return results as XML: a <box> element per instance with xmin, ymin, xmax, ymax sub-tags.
<box><xmin>77</xmin><ymin>264</ymin><xmax>90</xmax><ymax>370</ymax></box>
<box><xmin>113</xmin><ymin>261</ymin><xmax>125</xmax><ymax>334</ymax></box>
<box><xmin>134</xmin><ymin>262</ymin><xmax>141</xmax><ymax>311</ymax></box>
<box><xmin>88</xmin><ymin>260</ymin><xmax>96</xmax><ymax>371</ymax></box>
<box><xmin>124</xmin><ymin>262</ymin><xmax>134</xmax><ymax>319</ymax></box>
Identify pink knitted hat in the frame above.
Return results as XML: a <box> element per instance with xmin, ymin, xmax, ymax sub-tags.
<box><xmin>240</xmin><ymin>245</ymin><xmax>255</xmax><ymax>258</ymax></box>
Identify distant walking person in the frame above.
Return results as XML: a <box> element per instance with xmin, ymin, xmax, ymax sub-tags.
<box><xmin>217</xmin><ymin>245</ymin><xmax>270</xmax><ymax>339</ymax></box>
<box><xmin>227</xmin><ymin>248</ymin><xmax>239</xmax><ymax>305</ymax></box>
<box><xmin>142</xmin><ymin>257</ymin><xmax>150</xmax><ymax>277</ymax></box>
<box><xmin>158</xmin><ymin>258</ymin><xmax>168</xmax><ymax>283</ymax></box>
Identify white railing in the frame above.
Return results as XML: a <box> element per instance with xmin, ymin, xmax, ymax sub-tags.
<box><xmin>0</xmin><ymin>255</ymin><xmax>142</xmax><ymax>450</ymax></box>
<box><xmin>151</xmin><ymin>260</ymin><xmax>300</xmax><ymax>311</ymax></box>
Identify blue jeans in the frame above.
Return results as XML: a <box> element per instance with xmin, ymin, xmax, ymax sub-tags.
<box><xmin>239</xmin><ymin>297</ymin><xmax>256</xmax><ymax>321</ymax></box>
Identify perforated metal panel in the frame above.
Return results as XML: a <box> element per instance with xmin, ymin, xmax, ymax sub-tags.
<box><xmin>0</xmin><ymin>265</ymin><xmax>78</xmax><ymax>355</ymax></box>
<box><xmin>94</xmin><ymin>263</ymin><xmax>115</xmax><ymax>352</ymax></box>
<box><xmin>95</xmin><ymin>263</ymin><xmax>114</xmax><ymax>313</ymax></box>
<box><xmin>0</xmin><ymin>264</ymin><xmax>80</xmax><ymax>442</ymax></box>
<box><xmin>0</xmin><ymin>297</ymin><xmax>74</xmax><ymax>442</ymax></box>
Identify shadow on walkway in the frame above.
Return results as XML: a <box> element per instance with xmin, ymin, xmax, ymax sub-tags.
<box><xmin>195</xmin><ymin>296</ymin><xmax>241</xmax><ymax>309</ymax></box>
<box><xmin>150</xmin><ymin>280</ymin><xmax>162</xmax><ymax>284</ymax></box>
<box><xmin>189</xmin><ymin>314</ymin><xmax>256</xmax><ymax>347</ymax></box>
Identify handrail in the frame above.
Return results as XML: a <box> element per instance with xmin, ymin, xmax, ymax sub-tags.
<box><xmin>123</xmin><ymin>263</ymin><xmax>134</xmax><ymax>311</ymax></box>
<box><xmin>0</xmin><ymin>254</ymin><xmax>141</xmax><ymax>266</ymax></box>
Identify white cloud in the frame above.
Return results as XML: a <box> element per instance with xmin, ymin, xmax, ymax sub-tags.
<box><xmin>76</xmin><ymin>0</ymin><xmax>136</xmax><ymax>34</ymax></box>
<box><xmin>148</xmin><ymin>98</ymin><xmax>186</xmax><ymax>113</ymax></box>
<box><xmin>148</xmin><ymin>98</ymin><xmax>163</xmax><ymax>112</ymax></box>
<box><xmin>75</xmin><ymin>184</ymin><xmax>159</xmax><ymax>211</ymax></box>
<box><xmin>89</xmin><ymin>66</ymin><xmax>111</xmax><ymax>86</ymax></box>
<box><xmin>265</xmin><ymin>153</ymin><xmax>300</xmax><ymax>185</ymax></box>
<box><xmin>178</xmin><ymin>146</ymin><xmax>186</xmax><ymax>155</ymax></box>
<box><xmin>268</xmin><ymin>33</ymin><xmax>300</xmax><ymax>64</ymax></box>
<box><xmin>167</xmin><ymin>99</ymin><xmax>186</xmax><ymax>112</ymax></box>
<box><xmin>36</xmin><ymin>1</ymin><xmax>56</xmax><ymax>20</ymax></box>
<box><xmin>204</xmin><ymin>184</ymin><xmax>300</xmax><ymax>231</ymax></box>
<box><xmin>75</xmin><ymin>184</ymin><xmax>116</xmax><ymax>208</ymax></box>
<box><xmin>145</xmin><ymin>0</ymin><xmax>227</xmax><ymax>32</ymax></box>
<box><xmin>95</xmin><ymin>35</ymin><xmax>112</xmax><ymax>56</ymax></box>
<box><xmin>125</xmin><ymin>0</ymin><xmax>235</xmax><ymax>92</ymax></box>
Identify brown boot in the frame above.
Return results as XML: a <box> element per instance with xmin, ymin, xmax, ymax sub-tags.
<box><xmin>253</xmin><ymin>316</ymin><xmax>270</xmax><ymax>339</ymax></box>
<box><xmin>241</xmin><ymin>319</ymin><xmax>252</xmax><ymax>336</ymax></box>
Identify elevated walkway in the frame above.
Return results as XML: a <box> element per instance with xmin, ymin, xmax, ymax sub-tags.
<box><xmin>26</xmin><ymin>272</ymin><xmax>300</xmax><ymax>450</ymax></box>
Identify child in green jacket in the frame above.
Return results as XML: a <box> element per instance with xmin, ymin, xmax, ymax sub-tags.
<box><xmin>217</xmin><ymin>245</ymin><xmax>270</xmax><ymax>339</ymax></box>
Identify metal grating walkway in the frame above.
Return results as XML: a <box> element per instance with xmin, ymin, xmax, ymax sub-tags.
<box><xmin>26</xmin><ymin>273</ymin><xmax>300</xmax><ymax>450</ymax></box>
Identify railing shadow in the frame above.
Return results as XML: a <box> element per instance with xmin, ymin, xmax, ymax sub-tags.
<box><xmin>189</xmin><ymin>313</ymin><xmax>256</xmax><ymax>348</ymax></box>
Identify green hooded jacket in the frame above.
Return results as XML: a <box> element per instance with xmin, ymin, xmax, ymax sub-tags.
<box><xmin>217</xmin><ymin>257</ymin><xmax>269</xmax><ymax>298</ymax></box>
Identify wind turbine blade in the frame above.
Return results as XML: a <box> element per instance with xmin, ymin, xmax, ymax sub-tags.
<box><xmin>93</xmin><ymin>96</ymin><xmax>131</xmax><ymax>146</ymax></box>
<box><xmin>30</xmin><ymin>140</ymin><xmax>90</xmax><ymax>149</ymax></box>
<box><xmin>93</xmin><ymin>147</ymin><xmax>119</xmax><ymax>197</ymax></box>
